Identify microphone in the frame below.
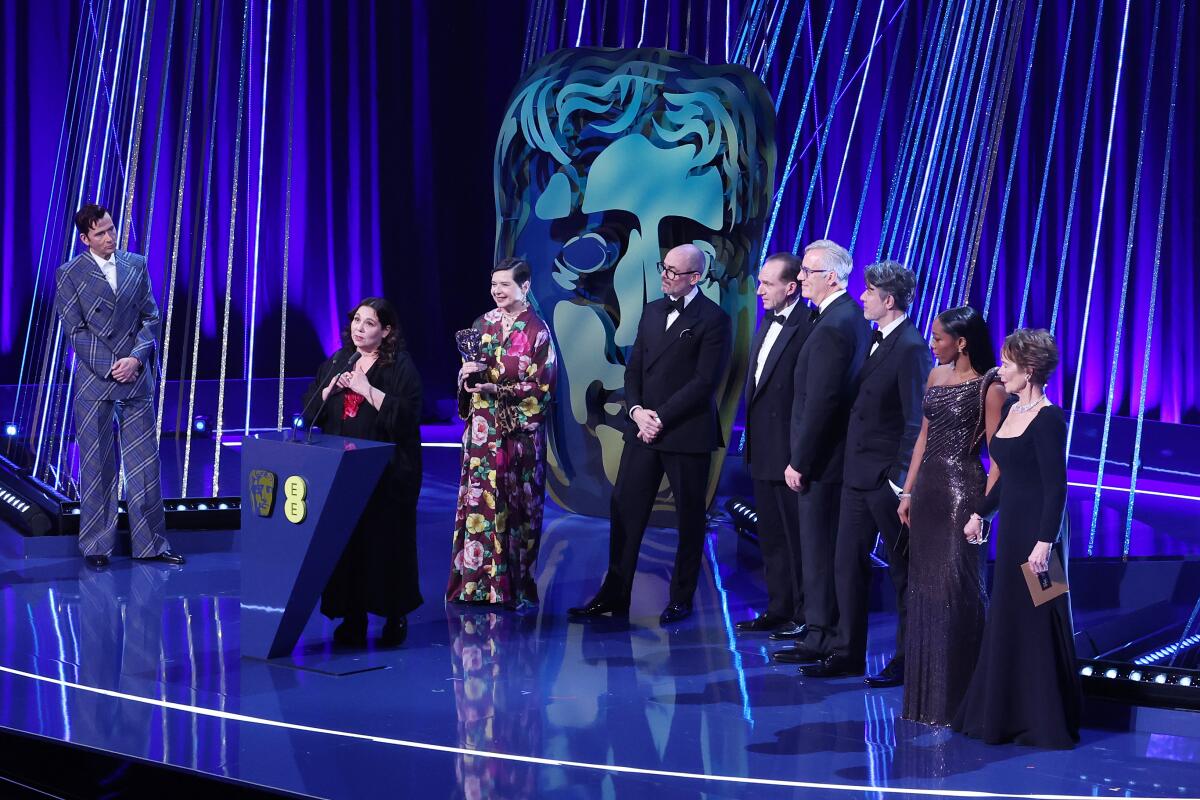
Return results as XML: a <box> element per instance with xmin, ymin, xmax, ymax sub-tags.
<box><xmin>295</xmin><ymin>350</ymin><xmax>360</xmax><ymax>443</ymax></box>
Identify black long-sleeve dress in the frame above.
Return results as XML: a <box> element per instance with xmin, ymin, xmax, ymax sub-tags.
<box><xmin>952</xmin><ymin>400</ymin><xmax>1082</xmax><ymax>748</ymax></box>
<box><xmin>301</xmin><ymin>347</ymin><xmax>424</xmax><ymax>621</ymax></box>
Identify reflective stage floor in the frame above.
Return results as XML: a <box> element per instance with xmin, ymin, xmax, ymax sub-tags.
<box><xmin>2</xmin><ymin>446</ymin><xmax>1199</xmax><ymax>799</ymax></box>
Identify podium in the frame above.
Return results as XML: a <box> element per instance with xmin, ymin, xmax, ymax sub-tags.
<box><xmin>240</xmin><ymin>431</ymin><xmax>393</xmax><ymax>659</ymax></box>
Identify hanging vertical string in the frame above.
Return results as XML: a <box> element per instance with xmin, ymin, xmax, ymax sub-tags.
<box><xmin>851</xmin><ymin>0</ymin><xmax>912</xmax><ymax>253</ymax></box>
<box><xmin>637</xmin><ymin>0</ymin><xmax>649</xmax><ymax>46</ymax></box>
<box><xmin>245</xmin><ymin>0</ymin><xmax>274</xmax><ymax>434</ymax></box>
<box><xmin>1125</xmin><ymin>0</ymin><xmax>1185</xmax><ymax>556</ymax></box>
<box><xmin>182</xmin><ymin>0</ymin><xmax>228</xmax><ymax>496</ymax></box>
<box><xmin>772</xmin><ymin>0</ymin><xmax>809</xmax><ymax>114</ymax></box>
<box><xmin>982</xmin><ymin>0</ymin><xmax>1047</xmax><ymax>316</ymax></box>
<box><xmin>94</xmin><ymin>0</ymin><xmax>133</xmax><ymax>194</ymax></box>
<box><xmin>1045</xmin><ymin>0</ymin><xmax>1107</xmax><ymax>333</ymax></box>
<box><xmin>957</xmin><ymin>0</ymin><xmax>1028</xmax><ymax>304</ymax></box>
<box><xmin>824</xmin><ymin>0</ymin><xmax>887</xmax><ymax>238</ymax></box>
<box><xmin>759</xmin><ymin>0</ymin><xmax>792</xmax><ymax>78</ymax></box>
<box><xmin>790</xmin><ymin>0</ymin><xmax>865</xmax><ymax>249</ymax></box>
<box><xmin>760</xmin><ymin>0</ymin><xmax>837</xmax><ymax>259</ymax></box>
<box><xmin>277</xmin><ymin>0</ymin><xmax>299</xmax><ymax>429</ymax></box>
<box><xmin>156</xmin><ymin>0</ymin><xmax>204</xmax><ymax>443</ymax></box>
<box><xmin>118</xmin><ymin>0</ymin><xmax>155</xmax><ymax>248</ymax></box>
<box><xmin>1065</xmin><ymin>0</ymin><xmax>1131</xmax><ymax>458</ymax></box>
<box><xmin>139</xmin><ymin>0</ymin><xmax>179</xmax><ymax>266</ymax></box>
<box><xmin>880</xmin><ymin>0</ymin><xmax>955</xmax><ymax>258</ymax></box>
<box><xmin>1087</xmin><ymin>0</ymin><xmax>1160</xmax><ymax>556</ymax></box>
<box><xmin>212</xmin><ymin>0</ymin><xmax>251</xmax><ymax>495</ymax></box>
<box><xmin>575</xmin><ymin>0</ymin><xmax>588</xmax><ymax>45</ymax></box>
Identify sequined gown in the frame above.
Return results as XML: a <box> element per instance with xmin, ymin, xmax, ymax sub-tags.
<box><xmin>903</xmin><ymin>375</ymin><xmax>991</xmax><ymax>725</ymax></box>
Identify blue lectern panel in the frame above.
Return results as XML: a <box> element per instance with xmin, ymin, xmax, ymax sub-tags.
<box><xmin>240</xmin><ymin>431</ymin><xmax>393</xmax><ymax>659</ymax></box>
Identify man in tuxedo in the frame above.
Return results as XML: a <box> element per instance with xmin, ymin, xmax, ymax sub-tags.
<box><xmin>569</xmin><ymin>244</ymin><xmax>732</xmax><ymax>625</ymax></box>
<box><xmin>774</xmin><ymin>240</ymin><xmax>870</xmax><ymax>665</ymax></box>
<box><xmin>55</xmin><ymin>204</ymin><xmax>184</xmax><ymax>569</ymax></box>
<box><xmin>802</xmin><ymin>261</ymin><xmax>929</xmax><ymax>684</ymax></box>
<box><xmin>735</xmin><ymin>253</ymin><xmax>811</xmax><ymax>636</ymax></box>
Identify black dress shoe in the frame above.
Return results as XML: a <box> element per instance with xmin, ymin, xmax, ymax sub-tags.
<box><xmin>734</xmin><ymin>614</ymin><xmax>787</xmax><ymax>633</ymax></box>
<box><xmin>768</xmin><ymin>622</ymin><xmax>808</xmax><ymax>640</ymax></box>
<box><xmin>379</xmin><ymin>616</ymin><xmax>408</xmax><ymax>648</ymax></box>
<box><xmin>771</xmin><ymin>643</ymin><xmax>825</xmax><ymax>664</ymax></box>
<box><xmin>137</xmin><ymin>550</ymin><xmax>185</xmax><ymax>565</ymax></box>
<box><xmin>567</xmin><ymin>596</ymin><xmax>629</xmax><ymax>619</ymax></box>
<box><xmin>865</xmin><ymin>658</ymin><xmax>904</xmax><ymax>688</ymax></box>
<box><xmin>84</xmin><ymin>554</ymin><xmax>110</xmax><ymax>569</ymax></box>
<box><xmin>800</xmin><ymin>654</ymin><xmax>866</xmax><ymax>678</ymax></box>
<box><xmin>333</xmin><ymin>616</ymin><xmax>368</xmax><ymax>647</ymax></box>
<box><xmin>659</xmin><ymin>602</ymin><xmax>692</xmax><ymax>625</ymax></box>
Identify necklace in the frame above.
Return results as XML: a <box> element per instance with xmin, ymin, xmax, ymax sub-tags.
<box><xmin>1013</xmin><ymin>394</ymin><xmax>1046</xmax><ymax>413</ymax></box>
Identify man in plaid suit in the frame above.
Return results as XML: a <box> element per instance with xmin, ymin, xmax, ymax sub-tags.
<box><xmin>55</xmin><ymin>204</ymin><xmax>184</xmax><ymax>568</ymax></box>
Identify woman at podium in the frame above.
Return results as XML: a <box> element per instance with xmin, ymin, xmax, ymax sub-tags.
<box><xmin>447</xmin><ymin>258</ymin><xmax>555</xmax><ymax>610</ymax></box>
<box><xmin>302</xmin><ymin>297</ymin><xmax>423</xmax><ymax>647</ymax></box>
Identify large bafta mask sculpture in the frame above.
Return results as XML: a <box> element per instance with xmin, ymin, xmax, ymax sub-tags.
<box><xmin>495</xmin><ymin>48</ymin><xmax>776</xmax><ymax>517</ymax></box>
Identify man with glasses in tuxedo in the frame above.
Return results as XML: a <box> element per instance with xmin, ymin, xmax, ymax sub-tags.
<box><xmin>569</xmin><ymin>243</ymin><xmax>732</xmax><ymax>625</ymax></box>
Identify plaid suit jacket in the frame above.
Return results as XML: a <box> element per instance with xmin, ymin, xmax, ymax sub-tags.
<box><xmin>55</xmin><ymin>250</ymin><xmax>160</xmax><ymax>401</ymax></box>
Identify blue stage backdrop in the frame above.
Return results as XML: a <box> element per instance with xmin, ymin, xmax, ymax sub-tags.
<box><xmin>1</xmin><ymin>1</ymin><xmax>1197</xmax><ymax>553</ymax></box>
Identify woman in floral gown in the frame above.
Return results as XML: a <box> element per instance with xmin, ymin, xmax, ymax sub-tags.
<box><xmin>447</xmin><ymin>258</ymin><xmax>555</xmax><ymax>609</ymax></box>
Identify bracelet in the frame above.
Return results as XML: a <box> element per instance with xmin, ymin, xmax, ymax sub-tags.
<box><xmin>898</xmin><ymin>492</ymin><xmax>912</xmax><ymax>499</ymax></box>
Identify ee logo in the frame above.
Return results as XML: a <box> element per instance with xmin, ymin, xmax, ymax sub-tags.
<box><xmin>283</xmin><ymin>475</ymin><xmax>307</xmax><ymax>524</ymax></box>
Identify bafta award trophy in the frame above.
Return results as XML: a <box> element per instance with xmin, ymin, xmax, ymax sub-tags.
<box><xmin>455</xmin><ymin>328</ymin><xmax>485</xmax><ymax>388</ymax></box>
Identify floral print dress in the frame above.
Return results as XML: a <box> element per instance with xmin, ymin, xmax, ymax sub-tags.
<box><xmin>447</xmin><ymin>307</ymin><xmax>555</xmax><ymax>608</ymax></box>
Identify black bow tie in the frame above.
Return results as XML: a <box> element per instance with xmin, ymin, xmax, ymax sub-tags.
<box><xmin>667</xmin><ymin>297</ymin><xmax>687</xmax><ymax>314</ymax></box>
<box><xmin>769</xmin><ymin>313</ymin><xmax>787</xmax><ymax>326</ymax></box>
<box><xmin>809</xmin><ymin>307</ymin><xmax>820</xmax><ymax>322</ymax></box>
<box><xmin>871</xmin><ymin>329</ymin><xmax>884</xmax><ymax>346</ymax></box>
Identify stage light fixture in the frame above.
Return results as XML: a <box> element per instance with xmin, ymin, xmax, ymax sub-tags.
<box><xmin>291</xmin><ymin>412</ymin><xmax>305</xmax><ymax>430</ymax></box>
<box><xmin>723</xmin><ymin>496</ymin><xmax>759</xmax><ymax>536</ymax></box>
<box><xmin>3</xmin><ymin>422</ymin><xmax>17</xmax><ymax>437</ymax></box>
<box><xmin>1181</xmin><ymin>676</ymin><xmax>1193</xmax><ymax>687</ymax></box>
<box><xmin>1154</xmin><ymin>674</ymin><xmax>1168</xmax><ymax>684</ymax></box>
<box><xmin>192</xmin><ymin>415</ymin><xmax>209</xmax><ymax>434</ymax></box>
<box><xmin>1105</xmin><ymin>669</ymin><xmax>1118</xmax><ymax>679</ymax></box>
<box><xmin>1129</xmin><ymin>671</ymin><xmax>1143</xmax><ymax>682</ymax></box>
<box><xmin>1080</xmin><ymin>665</ymin><xmax>1094</xmax><ymax>677</ymax></box>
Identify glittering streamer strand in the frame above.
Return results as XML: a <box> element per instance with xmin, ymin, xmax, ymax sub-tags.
<box><xmin>1066</xmin><ymin>0</ymin><xmax>1131</xmax><ymax>464</ymax></box>
<box><xmin>1087</xmin><ymin>0</ymin><xmax>1161</xmax><ymax>556</ymax></box>
<box><xmin>212</xmin><ymin>0</ymin><xmax>252</xmax><ymax>495</ymax></box>
<box><xmin>982</xmin><ymin>0</ymin><xmax>1047</xmax><ymax>317</ymax></box>
<box><xmin>119</xmin><ymin>0</ymin><xmax>154</xmax><ymax>249</ymax></box>
<box><xmin>277</xmin><ymin>0</ymin><xmax>299</xmax><ymax>430</ymax></box>
<box><xmin>183</xmin><ymin>0</ymin><xmax>229</xmax><ymax>496</ymax></box>
<box><xmin>245</xmin><ymin>0</ymin><xmax>273</xmax><ymax>434</ymax></box>
<box><xmin>156</xmin><ymin>0</ymin><xmax>204</xmax><ymax>444</ymax></box>
<box><xmin>787</xmin><ymin>0</ymin><xmax>864</xmax><ymax>250</ymax></box>
<box><xmin>1125</xmin><ymin>0</ymin><xmax>1185</xmax><ymax>556</ymax></box>
<box><xmin>771</xmin><ymin>0</ymin><xmax>809</xmax><ymax>114</ymax></box>
<box><xmin>760</xmin><ymin>0</ymin><xmax>837</xmax><ymax>261</ymax></box>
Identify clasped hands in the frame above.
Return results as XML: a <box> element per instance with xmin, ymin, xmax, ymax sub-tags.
<box><xmin>110</xmin><ymin>357</ymin><xmax>140</xmax><ymax>383</ymax></box>
<box><xmin>322</xmin><ymin>367</ymin><xmax>372</xmax><ymax>401</ymax></box>
<box><xmin>631</xmin><ymin>407</ymin><xmax>663</xmax><ymax>443</ymax></box>
<box><xmin>458</xmin><ymin>361</ymin><xmax>497</xmax><ymax>395</ymax></box>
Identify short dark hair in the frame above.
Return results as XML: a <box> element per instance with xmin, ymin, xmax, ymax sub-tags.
<box><xmin>936</xmin><ymin>305</ymin><xmax>996</xmax><ymax>375</ymax></box>
<box><xmin>74</xmin><ymin>203</ymin><xmax>110</xmax><ymax>237</ymax></box>
<box><xmin>492</xmin><ymin>256</ymin><xmax>531</xmax><ymax>285</ymax></box>
<box><xmin>342</xmin><ymin>297</ymin><xmax>406</xmax><ymax>365</ymax></box>
<box><xmin>1002</xmin><ymin>328</ymin><xmax>1059</xmax><ymax>385</ymax></box>
<box><xmin>763</xmin><ymin>252</ymin><xmax>802</xmax><ymax>284</ymax></box>
<box><xmin>864</xmin><ymin>260</ymin><xmax>917</xmax><ymax>312</ymax></box>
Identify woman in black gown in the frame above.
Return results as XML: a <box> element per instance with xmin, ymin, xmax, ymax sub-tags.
<box><xmin>898</xmin><ymin>306</ymin><xmax>1007</xmax><ymax>725</ymax></box>
<box><xmin>302</xmin><ymin>297</ymin><xmax>423</xmax><ymax>647</ymax></box>
<box><xmin>954</xmin><ymin>328</ymin><xmax>1082</xmax><ymax>748</ymax></box>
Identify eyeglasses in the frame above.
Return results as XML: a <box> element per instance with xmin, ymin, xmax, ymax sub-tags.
<box><xmin>657</xmin><ymin>262</ymin><xmax>701</xmax><ymax>280</ymax></box>
<box><xmin>799</xmin><ymin>266</ymin><xmax>830</xmax><ymax>278</ymax></box>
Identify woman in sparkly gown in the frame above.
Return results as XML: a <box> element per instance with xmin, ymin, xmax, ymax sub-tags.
<box><xmin>898</xmin><ymin>306</ymin><xmax>1007</xmax><ymax>725</ymax></box>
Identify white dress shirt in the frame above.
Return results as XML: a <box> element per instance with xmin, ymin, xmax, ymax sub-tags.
<box><xmin>92</xmin><ymin>251</ymin><xmax>118</xmax><ymax>293</ymax></box>
<box><xmin>870</xmin><ymin>314</ymin><xmax>907</xmax><ymax>357</ymax></box>
<box><xmin>754</xmin><ymin>297</ymin><xmax>800</xmax><ymax>385</ymax></box>
<box><xmin>665</xmin><ymin>285</ymin><xmax>699</xmax><ymax>329</ymax></box>
<box><xmin>817</xmin><ymin>288</ymin><xmax>847</xmax><ymax>315</ymax></box>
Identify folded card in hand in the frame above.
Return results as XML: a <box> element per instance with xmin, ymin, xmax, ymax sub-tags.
<box><xmin>1021</xmin><ymin>552</ymin><xmax>1068</xmax><ymax>607</ymax></box>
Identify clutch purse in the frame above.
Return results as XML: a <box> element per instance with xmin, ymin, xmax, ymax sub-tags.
<box><xmin>1020</xmin><ymin>551</ymin><xmax>1069</xmax><ymax>606</ymax></box>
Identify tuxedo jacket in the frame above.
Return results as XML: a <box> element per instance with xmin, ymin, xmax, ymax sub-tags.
<box><xmin>623</xmin><ymin>292</ymin><xmax>732</xmax><ymax>453</ymax></box>
<box><xmin>788</xmin><ymin>293</ymin><xmax>871</xmax><ymax>483</ymax></box>
<box><xmin>843</xmin><ymin>317</ymin><xmax>932</xmax><ymax>491</ymax></box>
<box><xmin>55</xmin><ymin>250</ymin><xmax>160</xmax><ymax>401</ymax></box>
<box><xmin>743</xmin><ymin>307</ymin><xmax>811</xmax><ymax>481</ymax></box>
